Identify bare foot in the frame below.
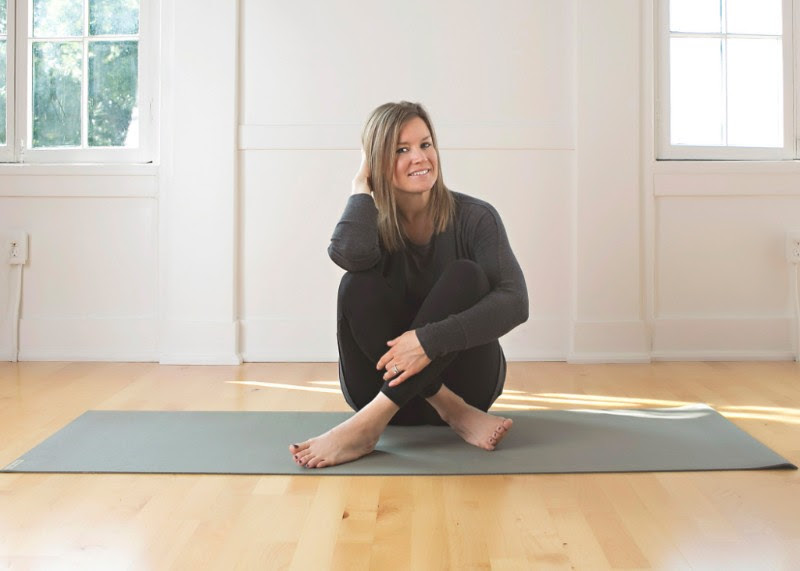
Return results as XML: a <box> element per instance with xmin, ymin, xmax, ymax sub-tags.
<box><xmin>447</xmin><ymin>407</ymin><xmax>513</xmax><ymax>451</ymax></box>
<box><xmin>427</xmin><ymin>386</ymin><xmax>513</xmax><ymax>450</ymax></box>
<box><xmin>288</xmin><ymin>392</ymin><xmax>398</xmax><ymax>469</ymax></box>
<box><xmin>289</xmin><ymin>417</ymin><xmax>380</xmax><ymax>468</ymax></box>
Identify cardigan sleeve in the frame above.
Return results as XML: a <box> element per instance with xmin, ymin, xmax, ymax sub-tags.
<box><xmin>415</xmin><ymin>201</ymin><xmax>529</xmax><ymax>358</ymax></box>
<box><xmin>327</xmin><ymin>194</ymin><xmax>383</xmax><ymax>272</ymax></box>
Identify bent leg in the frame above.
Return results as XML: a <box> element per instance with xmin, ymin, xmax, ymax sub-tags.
<box><xmin>440</xmin><ymin>341</ymin><xmax>505</xmax><ymax>412</ymax></box>
<box><xmin>336</xmin><ymin>270</ymin><xmax>431</xmax><ymax>424</ymax></box>
<box><xmin>380</xmin><ymin>259</ymin><xmax>492</xmax><ymax>407</ymax></box>
<box><xmin>290</xmin><ymin>261</ymin><xmax>503</xmax><ymax>468</ymax></box>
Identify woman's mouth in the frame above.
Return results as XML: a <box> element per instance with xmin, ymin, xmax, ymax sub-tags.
<box><xmin>409</xmin><ymin>169</ymin><xmax>431</xmax><ymax>177</ymax></box>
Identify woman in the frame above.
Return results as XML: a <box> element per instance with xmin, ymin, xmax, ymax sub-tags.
<box><xmin>289</xmin><ymin>102</ymin><xmax>528</xmax><ymax>469</ymax></box>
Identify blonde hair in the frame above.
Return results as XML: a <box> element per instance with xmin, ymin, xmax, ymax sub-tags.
<box><xmin>362</xmin><ymin>101</ymin><xmax>454</xmax><ymax>252</ymax></box>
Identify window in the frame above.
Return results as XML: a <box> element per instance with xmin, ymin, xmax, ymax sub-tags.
<box><xmin>657</xmin><ymin>0</ymin><xmax>796</xmax><ymax>160</ymax></box>
<box><xmin>0</xmin><ymin>0</ymin><xmax>155</xmax><ymax>163</ymax></box>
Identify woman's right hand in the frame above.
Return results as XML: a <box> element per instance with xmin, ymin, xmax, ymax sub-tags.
<box><xmin>351</xmin><ymin>149</ymin><xmax>372</xmax><ymax>196</ymax></box>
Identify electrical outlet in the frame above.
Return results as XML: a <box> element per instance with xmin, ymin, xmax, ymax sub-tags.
<box><xmin>8</xmin><ymin>233</ymin><xmax>28</xmax><ymax>265</ymax></box>
<box><xmin>787</xmin><ymin>231</ymin><xmax>800</xmax><ymax>264</ymax></box>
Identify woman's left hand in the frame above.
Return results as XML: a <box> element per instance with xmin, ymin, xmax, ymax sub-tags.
<box><xmin>376</xmin><ymin>330</ymin><xmax>432</xmax><ymax>387</ymax></box>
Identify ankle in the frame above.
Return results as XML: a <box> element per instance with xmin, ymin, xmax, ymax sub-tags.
<box><xmin>358</xmin><ymin>391</ymin><xmax>400</xmax><ymax>428</ymax></box>
<box><xmin>426</xmin><ymin>386</ymin><xmax>467</xmax><ymax>424</ymax></box>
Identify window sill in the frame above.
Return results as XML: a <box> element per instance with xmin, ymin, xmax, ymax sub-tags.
<box><xmin>0</xmin><ymin>162</ymin><xmax>159</xmax><ymax>177</ymax></box>
<box><xmin>653</xmin><ymin>160</ymin><xmax>800</xmax><ymax>174</ymax></box>
<box><xmin>0</xmin><ymin>163</ymin><xmax>159</xmax><ymax>198</ymax></box>
<box><xmin>652</xmin><ymin>160</ymin><xmax>800</xmax><ymax>197</ymax></box>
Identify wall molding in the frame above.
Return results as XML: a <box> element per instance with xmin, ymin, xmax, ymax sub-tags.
<box><xmin>239</xmin><ymin>123</ymin><xmax>575</xmax><ymax>151</ymax></box>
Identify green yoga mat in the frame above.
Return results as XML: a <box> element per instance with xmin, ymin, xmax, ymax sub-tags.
<box><xmin>2</xmin><ymin>405</ymin><xmax>795</xmax><ymax>475</ymax></box>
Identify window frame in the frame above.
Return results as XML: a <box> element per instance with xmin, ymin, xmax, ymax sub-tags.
<box><xmin>0</xmin><ymin>0</ymin><xmax>16</xmax><ymax>162</ymax></box>
<box><xmin>656</xmin><ymin>0</ymin><xmax>797</xmax><ymax>161</ymax></box>
<box><xmin>0</xmin><ymin>0</ymin><xmax>157</xmax><ymax>164</ymax></box>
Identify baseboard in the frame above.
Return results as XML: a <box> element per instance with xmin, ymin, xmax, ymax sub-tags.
<box><xmin>158</xmin><ymin>353</ymin><xmax>243</xmax><ymax>366</ymax></box>
<box><xmin>159</xmin><ymin>319</ymin><xmax>241</xmax><ymax>365</ymax></box>
<box><xmin>567</xmin><ymin>353</ymin><xmax>652</xmax><ymax>364</ymax></box>
<box><xmin>240</xmin><ymin>317</ymin><xmax>571</xmax><ymax>362</ymax></box>
<box><xmin>653</xmin><ymin>317</ymin><xmax>795</xmax><ymax>360</ymax></box>
<box><xmin>240</xmin><ymin>318</ymin><xmax>339</xmax><ymax>362</ymax></box>
<box><xmin>0</xmin><ymin>324</ymin><xmax>13</xmax><ymax>361</ymax></box>
<box><xmin>12</xmin><ymin>316</ymin><xmax>794</xmax><ymax>364</ymax></box>
<box><xmin>17</xmin><ymin>317</ymin><xmax>157</xmax><ymax>362</ymax></box>
<box><xmin>651</xmin><ymin>351</ymin><xmax>796</xmax><ymax>362</ymax></box>
<box><xmin>569</xmin><ymin>320</ymin><xmax>651</xmax><ymax>363</ymax></box>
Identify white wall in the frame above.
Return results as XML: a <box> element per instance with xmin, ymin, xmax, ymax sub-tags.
<box><xmin>1</xmin><ymin>0</ymin><xmax>798</xmax><ymax>363</ymax></box>
<box><xmin>651</xmin><ymin>166</ymin><xmax>800</xmax><ymax>359</ymax></box>
<box><xmin>0</xmin><ymin>169</ymin><xmax>158</xmax><ymax>361</ymax></box>
<box><xmin>239</xmin><ymin>0</ymin><xmax>576</xmax><ymax>361</ymax></box>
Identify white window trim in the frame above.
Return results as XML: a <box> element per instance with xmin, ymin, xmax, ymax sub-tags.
<box><xmin>0</xmin><ymin>0</ymin><xmax>158</xmax><ymax>164</ymax></box>
<box><xmin>0</xmin><ymin>0</ymin><xmax>16</xmax><ymax>162</ymax></box>
<box><xmin>656</xmin><ymin>0</ymin><xmax>797</xmax><ymax>161</ymax></box>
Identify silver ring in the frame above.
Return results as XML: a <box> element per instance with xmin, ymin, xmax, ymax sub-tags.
<box><xmin>392</xmin><ymin>365</ymin><xmax>399</xmax><ymax>375</ymax></box>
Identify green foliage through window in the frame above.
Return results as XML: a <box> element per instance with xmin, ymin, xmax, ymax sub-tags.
<box><xmin>89</xmin><ymin>41</ymin><xmax>138</xmax><ymax>146</ymax></box>
<box><xmin>31</xmin><ymin>0</ymin><xmax>140</xmax><ymax>149</ymax></box>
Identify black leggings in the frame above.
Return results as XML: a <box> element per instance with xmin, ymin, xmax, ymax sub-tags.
<box><xmin>336</xmin><ymin>259</ymin><xmax>506</xmax><ymax>426</ymax></box>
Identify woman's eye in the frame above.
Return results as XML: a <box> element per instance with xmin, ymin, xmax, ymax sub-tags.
<box><xmin>421</xmin><ymin>142</ymin><xmax>431</xmax><ymax>149</ymax></box>
<box><xmin>396</xmin><ymin>147</ymin><xmax>408</xmax><ymax>154</ymax></box>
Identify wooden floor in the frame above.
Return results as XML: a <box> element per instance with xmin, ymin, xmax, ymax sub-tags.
<box><xmin>1</xmin><ymin>361</ymin><xmax>799</xmax><ymax>570</ymax></box>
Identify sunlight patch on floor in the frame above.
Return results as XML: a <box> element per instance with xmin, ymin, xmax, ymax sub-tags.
<box><xmin>224</xmin><ymin>381</ymin><xmax>800</xmax><ymax>426</ymax></box>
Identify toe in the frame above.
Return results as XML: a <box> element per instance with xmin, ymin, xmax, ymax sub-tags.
<box><xmin>290</xmin><ymin>441</ymin><xmax>311</xmax><ymax>453</ymax></box>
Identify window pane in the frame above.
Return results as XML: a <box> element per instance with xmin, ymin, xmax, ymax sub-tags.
<box><xmin>670</xmin><ymin>38</ymin><xmax>723</xmax><ymax>146</ymax></box>
<box><xmin>89</xmin><ymin>0</ymin><xmax>139</xmax><ymax>36</ymax></box>
<box><xmin>670</xmin><ymin>0</ymin><xmax>721</xmax><ymax>33</ymax></box>
<box><xmin>33</xmin><ymin>0</ymin><xmax>83</xmax><ymax>38</ymax></box>
<box><xmin>727</xmin><ymin>0</ymin><xmax>781</xmax><ymax>35</ymax></box>
<box><xmin>727</xmin><ymin>38</ymin><xmax>782</xmax><ymax>147</ymax></box>
<box><xmin>1</xmin><ymin>0</ymin><xmax>6</xmax><ymax>35</ymax></box>
<box><xmin>88</xmin><ymin>41</ymin><xmax>138</xmax><ymax>147</ymax></box>
<box><xmin>32</xmin><ymin>42</ymin><xmax>82</xmax><ymax>147</ymax></box>
<box><xmin>0</xmin><ymin>41</ymin><xmax>5</xmax><ymax>145</ymax></box>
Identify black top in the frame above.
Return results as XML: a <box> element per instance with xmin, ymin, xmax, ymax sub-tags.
<box><xmin>328</xmin><ymin>191</ymin><xmax>529</xmax><ymax>359</ymax></box>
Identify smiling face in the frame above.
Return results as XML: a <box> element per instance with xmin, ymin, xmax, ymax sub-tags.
<box><xmin>391</xmin><ymin>116</ymin><xmax>438</xmax><ymax>195</ymax></box>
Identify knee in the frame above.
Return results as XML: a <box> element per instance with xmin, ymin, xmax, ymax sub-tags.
<box><xmin>441</xmin><ymin>260</ymin><xmax>490</xmax><ymax>297</ymax></box>
<box><xmin>338</xmin><ymin>270</ymin><xmax>390</xmax><ymax>311</ymax></box>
